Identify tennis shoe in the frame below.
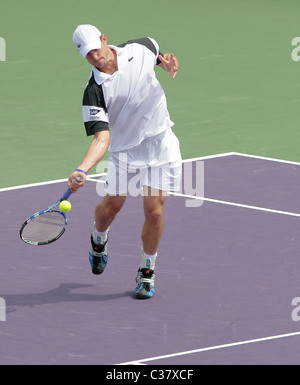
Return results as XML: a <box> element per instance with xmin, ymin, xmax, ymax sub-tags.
<box><xmin>134</xmin><ymin>268</ymin><xmax>155</xmax><ymax>299</ymax></box>
<box><xmin>89</xmin><ymin>234</ymin><xmax>109</xmax><ymax>275</ymax></box>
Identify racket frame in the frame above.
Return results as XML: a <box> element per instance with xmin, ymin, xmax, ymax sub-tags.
<box><xmin>19</xmin><ymin>187</ymin><xmax>72</xmax><ymax>246</ymax></box>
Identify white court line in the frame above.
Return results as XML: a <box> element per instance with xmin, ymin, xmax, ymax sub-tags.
<box><xmin>1</xmin><ymin>151</ymin><xmax>300</xmax><ymax>192</ymax></box>
<box><xmin>233</xmin><ymin>152</ymin><xmax>300</xmax><ymax>166</ymax></box>
<box><xmin>0</xmin><ymin>173</ymin><xmax>108</xmax><ymax>192</ymax></box>
<box><xmin>169</xmin><ymin>192</ymin><xmax>300</xmax><ymax>218</ymax></box>
<box><xmin>88</xmin><ymin>176</ymin><xmax>300</xmax><ymax>219</ymax></box>
<box><xmin>182</xmin><ymin>152</ymin><xmax>235</xmax><ymax>163</ymax></box>
<box><xmin>0</xmin><ymin>153</ymin><xmax>235</xmax><ymax>192</ymax></box>
<box><xmin>2</xmin><ymin>152</ymin><xmax>300</xmax><ymax>218</ymax></box>
<box><xmin>0</xmin><ymin>178</ymin><xmax>69</xmax><ymax>192</ymax></box>
<box><xmin>117</xmin><ymin>331</ymin><xmax>300</xmax><ymax>365</ymax></box>
<box><xmin>183</xmin><ymin>151</ymin><xmax>300</xmax><ymax>166</ymax></box>
<box><xmin>86</xmin><ymin>181</ymin><xmax>300</xmax><ymax>218</ymax></box>
<box><xmin>1</xmin><ymin>151</ymin><xmax>300</xmax><ymax>193</ymax></box>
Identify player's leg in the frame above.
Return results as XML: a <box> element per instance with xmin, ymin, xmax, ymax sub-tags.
<box><xmin>134</xmin><ymin>187</ymin><xmax>167</xmax><ymax>299</ymax></box>
<box><xmin>89</xmin><ymin>194</ymin><xmax>126</xmax><ymax>275</ymax></box>
<box><xmin>142</xmin><ymin>187</ymin><xmax>167</xmax><ymax>256</ymax></box>
<box><xmin>94</xmin><ymin>193</ymin><xmax>127</xmax><ymax>232</ymax></box>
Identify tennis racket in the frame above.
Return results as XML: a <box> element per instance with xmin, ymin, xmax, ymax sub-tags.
<box><xmin>20</xmin><ymin>179</ymin><xmax>81</xmax><ymax>246</ymax></box>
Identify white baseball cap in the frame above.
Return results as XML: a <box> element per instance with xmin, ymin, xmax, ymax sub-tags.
<box><xmin>73</xmin><ymin>24</ymin><xmax>102</xmax><ymax>58</ymax></box>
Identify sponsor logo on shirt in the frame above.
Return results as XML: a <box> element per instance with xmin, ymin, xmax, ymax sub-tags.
<box><xmin>90</xmin><ymin>108</ymin><xmax>101</xmax><ymax>116</ymax></box>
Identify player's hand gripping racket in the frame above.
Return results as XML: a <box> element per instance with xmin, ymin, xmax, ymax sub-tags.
<box><xmin>20</xmin><ymin>177</ymin><xmax>81</xmax><ymax>246</ymax></box>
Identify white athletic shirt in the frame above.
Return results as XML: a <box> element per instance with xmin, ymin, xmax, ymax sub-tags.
<box><xmin>81</xmin><ymin>37</ymin><xmax>174</xmax><ymax>152</ymax></box>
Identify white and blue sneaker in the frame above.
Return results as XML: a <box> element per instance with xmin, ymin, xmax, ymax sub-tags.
<box><xmin>134</xmin><ymin>268</ymin><xmax>155</xmax><ymax>299</ymax></box>
<box><xmin>89</xmin><ymin>235</ymin><xmax>109</xmax><ymax>275</ymax></box>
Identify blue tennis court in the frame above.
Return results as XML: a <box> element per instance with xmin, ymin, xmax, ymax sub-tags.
<box><xmin>1</xmin><ymin>153</ymin><xmax>300</xmax><ymax>365</ymax></box>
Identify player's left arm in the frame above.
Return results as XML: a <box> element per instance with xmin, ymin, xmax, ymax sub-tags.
<box><xmin>158</xmin><ymin>53</ymin><xmax>179</xmax><ymax>79</ymax></box>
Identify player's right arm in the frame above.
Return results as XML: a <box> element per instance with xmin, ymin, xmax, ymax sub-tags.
<box><xmin>69</xmin><ymin>73</ymin><xmax>110</xmax><ymax>192</ymax></box>
<box><xmin>68</xmin><ymin>130</ymin><xmax>110</xmax><ymax>192</ymax></box>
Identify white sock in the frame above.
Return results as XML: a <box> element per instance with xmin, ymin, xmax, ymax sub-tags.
<box><xmin>92</xmin><ymin>223</ymin><xmax>109</xmax><ymax>245</ymax></box>
<box><xmin>140</xmin><ymin>249</ymin><xmax>157</xmax><ymax>270</ymax></box>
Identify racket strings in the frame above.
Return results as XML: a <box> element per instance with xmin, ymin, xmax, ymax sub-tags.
<box><xmin>21</xmin><ymin>210</ymin><xmax>66</xmax><ymax>244</ymax></box>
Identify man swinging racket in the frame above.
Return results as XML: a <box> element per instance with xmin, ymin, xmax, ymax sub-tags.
<box><xmin>68</xmin><ymin>24</ymin><xmax>182</xmax><ymax>299</ymax></box>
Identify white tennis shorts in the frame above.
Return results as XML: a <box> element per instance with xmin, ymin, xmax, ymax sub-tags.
<box><xmin>104</xmin><ymin>128</ymin><xmax>182</xmax><ymax>196</ymax></box>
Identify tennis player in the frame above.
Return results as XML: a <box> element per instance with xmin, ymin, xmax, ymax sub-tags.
<box><xmin>68</xmin><ymin>24</ymin><xmax>182</xmax><ymax>299</ymax></box>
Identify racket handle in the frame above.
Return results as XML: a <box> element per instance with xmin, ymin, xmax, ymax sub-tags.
<box><xmin>60</xmin><ymin>176</ymin><xmax>83</xmax><ymax>201</ymax></box>
<box><xmin>61</xmin><ymin>188</ymin><xmax>72</xmax><ymax>201</ymax></box>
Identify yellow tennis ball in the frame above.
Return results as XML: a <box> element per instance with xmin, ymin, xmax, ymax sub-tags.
<box><xmin>59</xmin><ymin>200</ymin><xmax>72</xmax><ymax>213</ymax></box>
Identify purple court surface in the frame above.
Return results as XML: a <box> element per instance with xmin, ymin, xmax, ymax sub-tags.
<box><xmin>1</xmin><ymin>152</ymin><xmax>300</xmax><ymax>365</ymax></box>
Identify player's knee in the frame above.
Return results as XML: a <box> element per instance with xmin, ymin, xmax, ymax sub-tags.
<box><xmin>105</xmin><ymin>200</ymin><xmax>124</xmax><ymax>218</ymax></box>
<box><xmin>145</xmin><ymin>209</ymin><xmax>163</xmax><ymax>228</ymax></box>
<box><xmin>103</xmin><ymin>195</ymin><xmax>125</xmax><ymax>217</ymax></box>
